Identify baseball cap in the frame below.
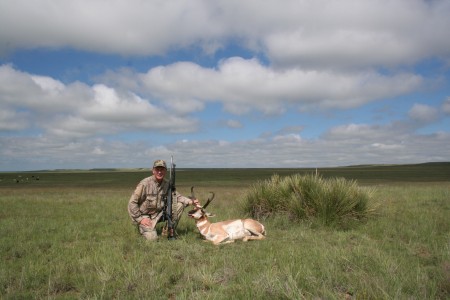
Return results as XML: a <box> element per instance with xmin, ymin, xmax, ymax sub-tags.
<box><xmin>153</xmin><ymin>159</ymin><xmax>167</xmax><ymax>169</ymax></box>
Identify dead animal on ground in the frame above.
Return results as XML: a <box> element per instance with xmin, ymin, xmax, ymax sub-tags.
<box><xmin>188</xmin><ymin>187</ymin><xmax>266</xmax><ymax>245</ymax></box>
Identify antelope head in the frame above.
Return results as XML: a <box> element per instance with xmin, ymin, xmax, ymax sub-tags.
<box><xmin>188</xmin><ymin>186</ymin><xmax>215</xmax><ymax>219</ymax></box>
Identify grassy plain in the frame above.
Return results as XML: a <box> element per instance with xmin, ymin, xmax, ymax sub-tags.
<box><xmin>0</xmin><ymin>163</ymin><xmax>449</xmax><ymax>299</ymax></box>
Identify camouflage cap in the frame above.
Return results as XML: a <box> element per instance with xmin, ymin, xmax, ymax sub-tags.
<box><xmin>153</xmin><ymin>159</ymin><xmax>167</xmax><ymax>169</ymax></box>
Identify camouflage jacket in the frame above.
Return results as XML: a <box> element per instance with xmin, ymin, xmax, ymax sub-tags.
<box><xmin>127</xmin><ymin>175</ymin><xmax>193</xmax><ymax>225</ymax></box>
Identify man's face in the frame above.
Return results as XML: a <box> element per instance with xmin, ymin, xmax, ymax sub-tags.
<box><xmin>152</xmin><ymin>166</ymin><xmax>166</xmax><ymax>182</ymax></box>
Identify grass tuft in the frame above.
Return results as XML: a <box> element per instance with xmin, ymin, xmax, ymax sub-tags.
<box><xmin>242</xmin><ymin>174</ymin><xmax>377</xmax><ymax>228</ymax></box>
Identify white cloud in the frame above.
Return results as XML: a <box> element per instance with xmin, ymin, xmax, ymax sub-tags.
<box><xmin>92</xmin><ymin>147</ymin><xmax>105</xmax><ymax>155</ymax></box>
<box><xmin>275</xmin><ymin>126</ymin><xmax>304</xmax><ymax>136</ymax></box>
<box><xmin>0</xmin><ymin>64</ymin><xmax>92</xmax><ymax>113</ymax></box>
<box><xmin>31</xmin><ymin>75</ymin><xmax>65</xmax><ymax>93</ymax></box>
<box><xmin>371</xmin><ymin>143</ymin><xmax>403</xmax><ymax>150</ymax></box>
<box><xmin>82</xmin><ymin>84</ymin><xmax>159</xmax><ymax>122</ymax></box>
<box><xmin>325</xmin><ymin>123</ymin><xmax>386</xmax><ymax>141</ymax></box>
<box><xmin>1</xmin><ymin>0</ymin><xmax>449</xmax><ymax>69</ymax></box>
<box><xmin>263</xmin><ymin>0</ymin><xmax>450</xmax><ymax>70</ymax></box>
<box><xmin>0</xmin><ymin>109</ymin><xmax>30</xmax><ymax>131</ymax></box>
<box><xmin>1</xmin><ymin>116</ymin><xmax>449</xmax><ymax>170</ymax></box>
<box><xmin>225</xmin><ymin>119</ymin><xmax>243</xmax><ymax>129</ymax></box>
<box><xmin>44</xmin><ymin>116</ymin><xmax>108</xmax><ymax>139</ymax></box>
<box><xmin>408</xmin><ymin>103</ymin><xmax>439</xmax><ymax>123</ymax></box>
<box><xmin>110</xmin><ymin>57</ymin><xmax>424</xmax><ymax>114</ymax></box>
<box><xmin>0</xmin><ymin>0</ymin><xmax>221</xmax><ymax>56</ymax></box>
<box><xmin>273</xmin><ymin>133</ymin><xmax>302</xmax><ymax>143</ymax></box>
<box><xmin>0</xmin><ymin>56</ymin><xmax>431</xmax><ymax>143</ymax></box>
<box><xmin>442</xmin><ymin>97</ymin><xmax>450</xmax><ymax>114</ymax></box>
<box><xmin>0</xmin><ymin>65</ymin><xmax>199</xmax><ymax>137</ymax></box>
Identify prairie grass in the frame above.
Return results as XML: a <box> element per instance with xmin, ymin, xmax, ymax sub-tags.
<box><xmin>242</xmin><ymin>174</ymin><xmax>376</xmax><ymax>229</ymax></box>
<box><xmin>0</xmin><ymin>167</ymin><xmax>449</xmax><ymax>299</ymax></box>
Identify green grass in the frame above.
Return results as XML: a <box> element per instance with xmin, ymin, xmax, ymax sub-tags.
<box><xmin>241</xmin><ymin>174</ymin><xmax>376</xmax><ymax>229</ymax></box>
<box><xmin>0</xmin><ymin>164</ymin><xmax>449</xmax><ymax>299</ymax></box>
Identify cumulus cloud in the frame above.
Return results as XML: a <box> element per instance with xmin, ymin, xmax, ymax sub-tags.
<box><xmin>325</xmin><ymin>123</ymin><xmax>389</xmax><ymax>142</ymax></box>
<box><xmin>0</xmin><ymin>65</ymin><xmax>198</xmax><ymax>137</ymax></box>
<box><xmin>408</xmin><ymin>103</ymin><xmax>439</xmax><ymax>123</ymax></box>
<box><xmin>106</xmin><ymin>57</ymin><xmax>424</xmax><ymax>114</ymax></box>
<box><xmin>0</xmin><ymin>0</ymin><xmax>221</xmax><ymax>56</ymax></box>
<box><xmin>263</xmin><ymin>0</ymin><xmax>450</xmax><ymax>70</ymax></box>
<box><xmin>10</xmin><ymin>56</ymin><xmax>426</xmax><ymax>141</ymax></box>
<box><xmin>442</xmin><ymin>97</ymin><xmax>450</xmax><ymax>114</ymax></box>
<box><xmin>225</xmin><ymin>119</ymin><xmax>243</xmax><ymax>129</ymax></box>
<box><xmin>1</xmin><ymin>0</ymin><xmax>449</xmax><ymax>68</ymax></box>
<box><xmin>1</xmin><ymin>114</ymin><xmax>449</xmax><ymax>170</ymax></box>
<box><xmin>0</xmin><ymin>109</ymin><xmax>30</xmax><ymax>131</ymax></box>
<box><xmin>0</xmin><ymin>64</ymin><xmax>92</xmax><ymax>113</ymax></box>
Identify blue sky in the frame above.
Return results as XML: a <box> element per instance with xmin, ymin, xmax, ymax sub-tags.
<box><xmin>1</xmin><ymin>0</ymin><xmax>450</xmax><ymax>171</ymax></box>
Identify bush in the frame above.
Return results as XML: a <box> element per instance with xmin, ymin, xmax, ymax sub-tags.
<box><xmin>242</xmin><ymin>174</ymin><xmax>376</xmax><ymax>228</ymax></box>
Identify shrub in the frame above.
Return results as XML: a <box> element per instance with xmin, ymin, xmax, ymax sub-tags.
<box><xmin>241</xmin><ymin>174</ymin><xmax>376</xmax><ymax>228</ymax></box>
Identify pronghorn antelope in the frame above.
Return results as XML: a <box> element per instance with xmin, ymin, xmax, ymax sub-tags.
<box><xmin>188</xmin><ymin>187</ymin><xmax>266</xmax><ymax>245</ymax></box>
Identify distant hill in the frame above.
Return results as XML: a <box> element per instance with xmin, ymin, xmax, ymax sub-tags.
<box><xmin>342</xmin><ymin>162</ymin><xmax>450</xmax><ymax>168</ymax></box>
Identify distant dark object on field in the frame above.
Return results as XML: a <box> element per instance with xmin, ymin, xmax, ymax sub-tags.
<box><xmin>14</xmin><ymin>175</ymin><xmax>40</xmax><ymax>183</ymax></box>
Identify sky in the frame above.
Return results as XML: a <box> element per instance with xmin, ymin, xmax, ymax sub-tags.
<box><xmin>1</xmin><ymin>0</ymin><xmax>450</xmax><ymax>171</ymax></box>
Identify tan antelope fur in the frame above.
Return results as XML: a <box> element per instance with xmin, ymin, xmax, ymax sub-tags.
<box><xmin>188</xmin><ymin>188</ymin><xmax>266</xmax><ymax>245</ymax></box>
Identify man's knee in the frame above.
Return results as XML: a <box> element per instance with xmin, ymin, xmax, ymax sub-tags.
<box><xmin>142</xmin><ymin>230</ymin><xmax>158</xmax><ymax>241</ymax></box>
<box><xmin>139</xmin><ymin>225</ymin><xmax>158</xmax><ymax>241</ymax></box>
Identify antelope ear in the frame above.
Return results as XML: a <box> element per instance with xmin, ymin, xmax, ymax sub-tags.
<box><xmin>205</xmin><ymin>212</ymin><xmax>216</xmax><ymax>217</ymax></box>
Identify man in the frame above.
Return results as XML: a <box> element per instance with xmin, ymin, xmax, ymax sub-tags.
<box><xmin>127</xmin><ymin>159</ymin><xmax>200</xmax><ymax>240</ymax></box>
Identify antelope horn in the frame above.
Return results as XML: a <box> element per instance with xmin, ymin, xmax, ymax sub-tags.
<box><xmin>202</xmin><ymin>192</ymin><xmax>215</xmax><ymax>209</ymax></box>
<box><xmin>191</xmin><ymin>186</ymin><xmax>197</xmax><ymax>199</ymax></box>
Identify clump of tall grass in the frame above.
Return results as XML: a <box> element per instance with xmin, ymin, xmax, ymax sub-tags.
<box><xmin>242</xmin><ymin>174</ymin><xmax>376</xmax><ymax>228</ymax></box>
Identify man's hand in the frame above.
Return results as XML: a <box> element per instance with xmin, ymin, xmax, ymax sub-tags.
<box><xmin>192</xmin><ymin>199</ymin><xmax>201</xmax><ymax>207</ymax></box>
<box><xmin>140</xmin><ymin>218</ymin><xmax>151</xmax><ymax>227</ymax></box>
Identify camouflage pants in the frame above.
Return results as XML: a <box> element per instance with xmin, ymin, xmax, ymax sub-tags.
<box><xmin>138</xmin><ymin>201</ymin><xmax>186</xmax><ymax>241</ymax></box>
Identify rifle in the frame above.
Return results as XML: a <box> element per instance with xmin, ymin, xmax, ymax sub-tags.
<box><xmin>165</xmin><ymin>156</ymin><xmax>176</xmax><ymax>240</ymax></box>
